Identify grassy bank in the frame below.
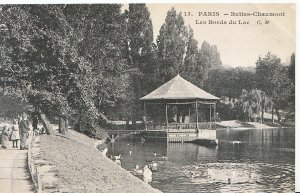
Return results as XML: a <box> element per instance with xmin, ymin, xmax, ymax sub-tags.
<box><xmin>38</xmin><ymin>132</ymin><xmax>161</xmax><ymax>193</ymax></box>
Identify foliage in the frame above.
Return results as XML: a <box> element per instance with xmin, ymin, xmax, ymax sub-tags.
<box><xmin>205</xmin><ymin>66</ymin><xmax>255</xmax><ymax>98</ymax></box>
<box><xmin>256</xmin><ymin>53</ymin><xmax>293</xmax><ymax>121</ymax></box>
<box><xmin>217</xmin><ymin>89</ymin><xmax>272</xmax><ymax>122</ymax></box>
<box><xmin>0</xmin><ymin>5</ymin><xmax>135</xmax><ymax>135</ymax></box>
<box><xmin>156</xmin><ymin>8</ymin><xmax>188</xmax><ymax>82</ymax></box>
<box><xmin>156</xmin><ymin>8</ymin><xmax>222</xmax><ymax>88</ymax></box>
<box><xmin>0</xmin><ymin>5</ymin><xmax>295</xmax><ymax>136</ymax></box>
<box><xmin>0</xmin><ymin>5</ymin><xmax>75</xmax><ymax>115</ymax></box>
<box><xmin>0</xmin><ymin>91</ymin><xmax>30</xmax><ymax>118</ymax></box>
<box><xmin>288</xmin><ymin>53</ymin><xmax>295</xmax><ymax>108</ymax></box>
<box><xmin>125</xmin><ymin>4</ymin><xmax>160</xmax><ymax>123</ymax></box>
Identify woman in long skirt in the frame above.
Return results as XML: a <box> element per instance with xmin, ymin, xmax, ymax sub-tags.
<box><xmin>10</xmin><ymin>119</ymin><xmax>20</xmax><ymax>148</ymax></box>
<box><xmin>1</xmin><ymin>125</ymin><xmax>10</xmax><ymax>149</ymax></box>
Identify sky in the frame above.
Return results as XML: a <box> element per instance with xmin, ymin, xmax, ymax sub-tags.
<box><xmin>126</xmin><ymin>4</ymin><xmax>296</xmax><ymax>67</ymax></box>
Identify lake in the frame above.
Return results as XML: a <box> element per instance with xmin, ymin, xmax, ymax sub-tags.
<box><xmin>105</xmin><ymin>127</ymin><xmax>295</xmax><ymax>193</ymax></box>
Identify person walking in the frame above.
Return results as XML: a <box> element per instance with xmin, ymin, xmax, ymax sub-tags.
<box><xmin>19</xmin><ymin>113</ymin><xmax>30</xmax><ymax>150</ymax></box>
<box><xmin>10</xmin><ymin>119</ymin><xmax>20</xmax><ymax>148</ymax></box>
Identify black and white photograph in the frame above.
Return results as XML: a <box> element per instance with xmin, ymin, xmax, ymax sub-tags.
<box><xmin>0</xmin><ymin>2</ymin><xmax>297</xmax><ymax>193</ymax></box>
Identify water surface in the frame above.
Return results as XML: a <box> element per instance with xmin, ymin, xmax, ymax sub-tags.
<box><xmin>106</xmin><ymin>128</ymin><xmax>295</xmax><ymax>193</ymax></box>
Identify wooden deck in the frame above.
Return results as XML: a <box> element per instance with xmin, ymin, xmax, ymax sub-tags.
<box><xmin>146</xmin><ymin>122</ymin><xmax>217</xmax><ymax>131</ymax></box>
<box><xmin>143</xmin><ymin>122</ymin><xmax>218</xmax><ymax>144</ymax></box>
<box><xmin>106</xmin><ymin>122</ymin><xmax>218</xmax><ymax>145</ymax></box>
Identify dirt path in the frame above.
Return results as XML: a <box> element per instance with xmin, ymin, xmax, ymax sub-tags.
<box><xmin>0</xmin><ymin>148</ymin><xmax>34</xmax><ymax>193</ymax></box>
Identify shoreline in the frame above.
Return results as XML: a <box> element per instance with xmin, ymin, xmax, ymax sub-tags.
<box><xmin>30</xmin><ymin>129</ymin><xmax>162</xmax><ymax>193</ymax></box>
<box><xmin>217</xmin><ymin>120</ymin><xmax>294</xmax><ymax>130</ymax></box>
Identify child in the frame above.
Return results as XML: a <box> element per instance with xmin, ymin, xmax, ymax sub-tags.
<box><xmin>10</xmin><ymin>119</ymin><xmax>20</xmax><ymax>148</ymax></box>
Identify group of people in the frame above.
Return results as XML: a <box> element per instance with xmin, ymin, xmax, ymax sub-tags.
<box><xmin>0</xmin><ymin>112</ymin><xmax>31</xmax><ymax>150</ymax></box>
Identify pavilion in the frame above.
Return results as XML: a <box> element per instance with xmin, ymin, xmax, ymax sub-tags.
<box><xmin>140</xmin><ymin>74</ymin><xmax>220</xmax><ymax>131</ymax></box>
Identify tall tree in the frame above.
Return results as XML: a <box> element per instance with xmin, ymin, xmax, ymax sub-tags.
<box><xmin>180</xmin><ymin>27</ymin><xmax>202</xmax><ymax>85</ymax></box>
<box><xmin>126</xmin><ymin>4</ymin><xmax>159</xmax><ymax>125</ymax></box>
<box><xmin>0</xmin><ymin>5</ymin><xmax>112</xmax><ymax>136</ymax></box>
<box><xmin>256</xmin><ymin>52</ymin><xmax>293</xmax><ymax>122</ymax></box>
<box><xmin>0</xmin><ymin>5</ymin><xmax>77</xmax><ymax>134</ymax></box>
<box><xmin>284</xmin><ymin>53</ymin><xmax>295</xmax><ymax>122</ymax></box>
<box><xmin>64</xmin><ymin>4</ymin><xmax>135</xmax><ymax>133</ymax></box>
<box><xmin>157</xmin><ymin>8</ymin><xmax>188</xmax><ymax>82</ymax></box>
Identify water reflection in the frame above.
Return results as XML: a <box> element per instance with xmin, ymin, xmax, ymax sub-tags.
<box><xmin>105</xmin><ymin>127</ymin><xmax>294</xmax><ymax>193</ymax></box>
<box><xmin>167</xmin><ymin>143</ymin><xmax>218</xmax><ymax>164</ymax></box>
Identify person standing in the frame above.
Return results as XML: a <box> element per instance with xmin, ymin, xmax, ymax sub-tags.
<box><xmin>1</xmin><ymin>125</ymin><xmax>10</xmax><ymax>149</ymax></box>
<box><xmin>19</xmin><ymin>113</ymin><xmax>30</xmax><ymax>150</ymax></box>
<box><xmin>10</xmin><ymin>119</ymin><xmax>20</xmax><ymax>148</ymax></box>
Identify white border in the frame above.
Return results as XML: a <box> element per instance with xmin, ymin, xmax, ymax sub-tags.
<box><xmin>0</xmin><ymin>0</ymin><xmax>297</xmax><ymax>4</ymax></box>
<box><xmin>0</xmin><ymin>0</ymin><xmax>298</xmax><ymax>191</ymax></box>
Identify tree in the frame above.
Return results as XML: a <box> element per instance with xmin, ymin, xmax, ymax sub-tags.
<box><xmin>256</xmin><ymin>53</ymin><xmax>293</xmax><ymax>122</ymax></box>
<box><xmin>240</xmin><ymin>89</ymin><xmax>272</xmax><ymax>123</ymax></box>
<box><xmin>216</xmin><ymin>89</ymin><xmax>273</xmax><ymax>122</ymax></box>
<box><xmin>0</xmin><ymin>5</ymin><xmax>75</xmax><ymax>134</ymax></box>
<box><xmin>0</xmin><ymin>5</ymin><xmax>111</xmax><ymax>136</ymax></box>
<box><xmin>157</xmin><ymin>8</ymin><xmax>188</xmax><ymax>82</ymax></box>
<box><xmin>288</xmin><ymin>53</ymin><xmax>295</xmax><ymax>84</ymax></box>
<box><xmin>64</xmin><ymin>5</ymin><xmax>134</xmax><ymax>127</ymax></box>
<box><xmin>125</xmin><ymin>4</ymin><xmax>159</xmax><ymax>126</ymax></box>
<box><xmin>200</xmin><ymin>41</ymin><xmax>222</xmax><ymax>69</ymax></box>
<box><xmin>180</xmin><ymin>27</ymin><xmax>203</xmax><ymax>86</ymax></box>
<box><xmin>205</xmin><ymin>66</ymin><xmax>255</xmax><ymax>98</ymax></box>
<box><xmin>285</xmin><ymin>53</ymin><xmax>295</xmax><ymax>122</ymax></box>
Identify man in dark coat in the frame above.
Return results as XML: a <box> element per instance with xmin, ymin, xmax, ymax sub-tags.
<box><xmin>19</xmin><ymin>113</ymin><xmax>30</xmax><ymax>150</ymax></box>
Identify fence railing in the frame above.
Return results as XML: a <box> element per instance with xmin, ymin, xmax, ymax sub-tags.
<box><xmin>146</xmin><ymin>122</ymin><xmax>217</xmax><ymax>131</ymax></box>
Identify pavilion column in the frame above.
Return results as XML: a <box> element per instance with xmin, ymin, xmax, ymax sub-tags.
<box><xmin>143</xmin><ymin>101</ymin><xmax>147</xmax><ymax>130</ymax></box>
<box><xmin>214</xmin><ymin>102</ymin><xmax>216</xmax><ymax>129</ymax></box>
<box><xmin>165</xmin><ymin>103</ymin><xmax>168</xmax><ymax>130</ymax></box>
<box><xmin>209</xmin><ymin>104</ymin><xmax>212</xmax><ymax>128</ymax></box>
<box><xmin>196</xmin><ymin>101</ymin><xmax>199</xmax><ymax>129</ymax></box>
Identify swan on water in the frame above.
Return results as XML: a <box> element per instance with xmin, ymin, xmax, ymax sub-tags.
<box><xmin>134</xmin><ymin>165</ymin><xmax>143</xmax><ymax>174</ymax></box>
<box><xmin>112</xmin><ymin>154</ymin><xmax>121</xmax><ymax>160</ymax></box>
<box><xmin>101</xmin><ymin>147</ymin><xmax>108</xmax><ymax>156</ymax></box>
<box><xmin>143</xmin><ymin>165</ymin><xmax>152</xmax><ymax>183</ymax></box>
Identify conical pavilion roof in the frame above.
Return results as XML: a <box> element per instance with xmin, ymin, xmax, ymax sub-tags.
<box><xmin>140</xmin><ymin>74</ymin><xmax>219</xmax><ymax>101</ymax></box>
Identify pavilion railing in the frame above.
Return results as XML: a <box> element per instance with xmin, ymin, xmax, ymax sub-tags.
<box><xmin>146</xmin><ymin>122</ymin><xmax>217</xmax><ymax>131</ymax></box>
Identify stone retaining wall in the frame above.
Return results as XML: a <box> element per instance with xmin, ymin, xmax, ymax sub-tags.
<box><xmin>28</xmin><ymin>133</ymin><xmax>59</xmax><ymax>193</ymax></box>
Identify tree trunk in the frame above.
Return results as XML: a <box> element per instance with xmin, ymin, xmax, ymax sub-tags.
<box><xmin>59</xmin><ymin>116</ymin><xmax>66</xmax><ymax>135</ymax></box>
<box><xmin>98</xmin><ymin>112</ymin><xmax>110</xmax><ymax>124</ymax></box>
<box><xmin>32</xmin><ymin>112</ymin><xmax>38</xmax><ymax>130</ymax></box>
<box><xmin>126</xmin><ymin>119</ymin><xmax>130</xmax><ymax>130</ymax></box>
<box><xmin>275</xmin><ymin>108</ymin><xmax>281</xmax><ymax>123</ymax></box>
<box><xmin>261</xmin><ymin>103</ymin><xmax>265</xmax><ymax>124</ymax></box>
<box><xmin>39</xmin><ymin>113</ymin><xmax>54</xmax><ymax>135</ymax></box>
<box><xmin>271</xmin><ymin>105</ymin><xmax>274</xmax><ymax>123</ymax></box>
<box><xmin>284</xmin><ymin>110</ymin><xmax>292</xmax><ymax>123</ymax></box>
<box><xmin>132</xmin><ymin>119</ymin><xmax>136</xmax><ymax>130</ymax></box>
<box><xmin>65</xmin><ymin>118</ymin><xmax>69</xmax><ymax>132</ymax></box>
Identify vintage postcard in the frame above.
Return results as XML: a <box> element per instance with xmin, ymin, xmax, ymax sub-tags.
<box><xmin>0</xmin><ymin>3</ymin><xmax>296</xmax><ymax>193</ymax></box>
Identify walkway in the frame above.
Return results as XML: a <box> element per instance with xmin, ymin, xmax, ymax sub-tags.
<box><xmin>0</xmin><ymin>148</ymin><xmax>34</xmax><ymax>193</ymax></box>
